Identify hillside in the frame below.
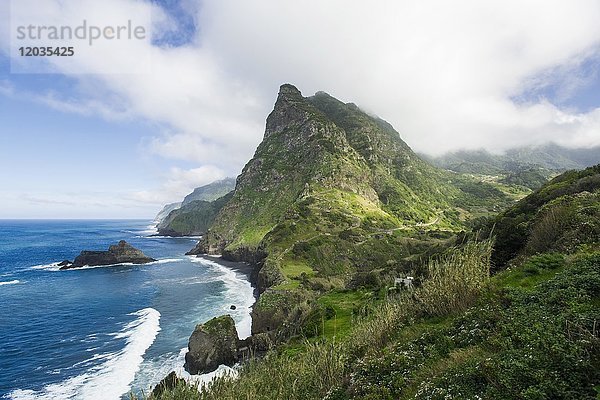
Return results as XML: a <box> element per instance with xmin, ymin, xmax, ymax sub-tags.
<box><xmin>489</xmin><ymin>164</ymin><xmax>600</xmax><ymax>270</ymax></box>
<box><xmin>149</xmin><ymin>166</ymin><xmax>600</xmax><ymax>400</ymax></box>
<box><xmin>154</xmin><ymin>202</ymin><xmax>181</xmax><ymax>224</ymax></box>
<box><xmin>181</xmin><ymin>178</ymin><xmax>236</xmax><ymax>206</ymax></box>
<box><xmin>188</xmin><ymin>84</ymin><xmax>514</xmax><ymax>337</ymax></box>
<box><xmin>155</xmin><ymin>178</ymin><xmax>236</xmax><ymax>236</ymax></box>
<box><xmin>423</xmin><ymin>144</ymin><xmax>600</xmax><ymax>189</ymax></box>
<box><xmin>157</xmin><ymin>193</ymin><xmax>233</xmax><ymax>237</ymax></box>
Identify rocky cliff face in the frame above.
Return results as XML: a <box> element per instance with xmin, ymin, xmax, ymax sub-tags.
<box><xmin>189</xmin><ymin>84</ymin><xmax>510</xmax><ymax>336</ymax></box>
<box><xmin>154</xmin><ymin>202</ymin><xmax>181</xmax><ymax>225</ymax></box>
<box><xmin>157</xmin><ymin>192</ymin><xmax>233</xmax><ymax>237</ymax></box>
<box><xmin>193</xmin><ymin>84</ymin><xmax>464</xmax><ymax>259</ymax></box>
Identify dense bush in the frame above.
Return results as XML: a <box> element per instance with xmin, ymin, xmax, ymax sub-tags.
<box><xmin>491</xmin><ymin>165</ymin><xmax>600</xmax><ymax>269</ymax></box>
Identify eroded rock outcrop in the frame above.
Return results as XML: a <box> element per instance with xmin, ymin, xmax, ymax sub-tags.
<box><xmin>184</xmin><ymin>315</ymin><xmax>239</xmax><ymax>375</ymax></box>
<box><xmin>59</xmin><ymin>240</ymin><xmax>156</xmax><ymax>270</ymax></box>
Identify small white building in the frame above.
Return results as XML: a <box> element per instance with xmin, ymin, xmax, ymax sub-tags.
<box><xmin>394</xmin><ymin>276</ymin><xmax>414</xmax><ymax>291</ymax></box>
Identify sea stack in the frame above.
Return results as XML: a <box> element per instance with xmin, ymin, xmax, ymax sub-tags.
<box><xmin>184</xmin><ymin>315</ymin><xmax>240</xmax><ymax>375</ymax></box>
<box><xmin>59</xmin><ymin>240</ymin><xmax>156</xmax><ymax>270</ymax></box>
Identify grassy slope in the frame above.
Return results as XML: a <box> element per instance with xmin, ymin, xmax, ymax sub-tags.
<box><xmin>146</xmin><ymin>167</ymin><xmax>600</xmax><ymax>400</ymax></box>
<box><xmin>491</xmin><ymin>165</ymin><xmax>600</xmax><ymax>270</ymax></box>
<box><xmin>147</xmin><ymin>246</ymin><xmax>599</xmax><ymax>400</ymax></box>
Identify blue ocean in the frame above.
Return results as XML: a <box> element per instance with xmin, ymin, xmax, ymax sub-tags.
<box><xmin>0</xmin><ymin>220</ymin><xmax>255</xmax><ymax>399</ymax></box>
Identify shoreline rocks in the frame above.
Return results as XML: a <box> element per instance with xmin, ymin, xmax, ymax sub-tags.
<box><xmin>59</xmin><ymin>240</ymin><xmax>156</xmax><ymax>270</ymax></box>
<box><xmin>184</xmin><ymin>315</ymin><xmax>240</xmax><ymax>375</ymax></box>
<box><xmin>183</xmin><ymin>315</ymin><xmax>275</xmax><ymax>376</ymax></box>
<box><xmin>151</xmin><ymin>371</ymin><xmax>185</xmax><ymax>398</ymax></box>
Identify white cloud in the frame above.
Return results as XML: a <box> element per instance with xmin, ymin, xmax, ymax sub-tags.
<box><xmin>128</xmin><ymin>165</ymin><xmax>226</xmax><ymax>205</ymax></box>
<box><xmin>194</xmin><ymin>0</ymin><xmax>600</xmax><ymax>155</ymax></box>
<box><xmin>4</xmin><ymin>0</ymin><xmax>600</xmax><ymax>211</ymax></box>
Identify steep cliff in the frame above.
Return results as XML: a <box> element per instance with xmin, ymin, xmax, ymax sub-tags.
<box><xmin>187</xmin><ymin>84</ymin><xmax>511</xmax><ymax>336</ymax></box>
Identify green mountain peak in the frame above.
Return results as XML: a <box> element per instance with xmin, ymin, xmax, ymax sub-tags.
<box><xmin>188</xmin><ymin>84</ymin><xmax>513</xmax><ymax>334</ymax></box>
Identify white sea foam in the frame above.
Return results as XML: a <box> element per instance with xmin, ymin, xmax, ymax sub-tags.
<box><xmin>122</xmin><ymin>224</ymin><xmax>159</xmax><ymax>236</ymax></box>
<box><xmin>29</xmin><ymin>258</ymin><xmax>182</xmax><ymax>273</ymax></box>
<box><xmin>175</xmin><ymin>351</ymin><xmax>238</xmax><ymax>392</ymax></box>
<box><xmin>0</xmin><ymin>279</ymin><xmax>20</xmax><ymax>286</ymax></box>
<box><xmin>188</xmin><ymin>257</ymin><xmax>255</xmax><ymax>339</ymax></box>
<box><xmin>142</xmin><ymin>224</ymin><xmax>159</xmax><ymax>236</ymax></box>
<box><xmin>8</xmin><ymin>308</ymin><xmax>161</xmax><ymax>400</ymax></box>
<box><xmin>74</xmin><ymin>258</ymin><xmax>183</xmax><ymax>270</ymax></box>
<box><xmin>150</xmin><ymin>258</ymin><xmax>183</xmax><ymax>265</ymax></box>
<box><xmin>29</xmin><ymin>262</ymin><xmax>61</xmax><ymax>272</ymax></box>
<box><xmin>133</xmin><ymin>347</ymin><xmax>237</xmax><ymax>395</ymax></box>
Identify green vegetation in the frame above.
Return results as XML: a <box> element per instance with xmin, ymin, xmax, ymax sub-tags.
<box><xmin>499</xmin><ymin>167</ymin><xmax>552</xmax><ymax>190</ymax></box>
<box><xmin>191</xmin><ymin>85</ymin><xmax>520</xmax><ymax>336</ymax></box>
<box><xmin>142</xmin><ymin>164</ymin><xmax>600</xmax><ymax>400</ymax></box>
<box><xmin>146</xmin><ymin>242</ymin><xmax>600</xmax><ymax>400</ymax></box>
<box><xmin>144</xmin><ymin>239</ymin><xmax>495</xmax><ymax>400</ymax></box>
<box><xmin>202</xmin><ymin>315</ymin><xmax>237</xmax><ymax>336</ymax></box>
<box><xmin>149</xmin><ymin>84</ymin><xmax>600</xmax><ymax>399</ymax></box>
<box><xmin>181</xmin><ymin>178</ymin><xmax>236</xmax><ymax>206</ymax></box>
<box><xmin>490</xmin><ymin>165</ymin><xmax>600</xmax><ymax>269</ymax></box>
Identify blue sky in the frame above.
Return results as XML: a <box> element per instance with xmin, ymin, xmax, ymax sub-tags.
<box><xmin>0</xmin><ymin>0</ymin><xmax>599</xmax><ymax>218</ymax></box>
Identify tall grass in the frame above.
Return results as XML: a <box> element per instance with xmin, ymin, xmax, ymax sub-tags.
<box><xmin>146</xmin><ymin>239</ymin><xmax>494</xmax><ymax>400</ymax></box>
<box><xmin>416</xmin><ymin>239</ymin><xmax>493</xmax><ymax>316</ymax></box>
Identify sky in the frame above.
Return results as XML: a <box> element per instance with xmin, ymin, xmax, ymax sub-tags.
<box><xmin>0</xmin><ymin>0</ymin><xmax>599</xmax><ymax>218</ymax></box>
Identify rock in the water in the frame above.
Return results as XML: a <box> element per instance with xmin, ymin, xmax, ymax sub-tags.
<box><xmin>61</xmin><ymin>240</ymin><xmax>156</xmax><ymax>270</ymax></box>
<box><xmin>151</xmin><ymin>371</ymin><xmax>185</xmax><ymax>399</ymax></box>
<box><xmin>57</xmin><ymin>260</ymin><xmax>72</xmax><ymax>267</ymax></box>
<box><xmin>184</xmin><ymin>315</ymin><xmax>239</xmax><ymax>375</ymax></box>
<box><xmin>230</xmin><ymin>305</ymin><xmax>236</xmax><ymax>310</ymax></box>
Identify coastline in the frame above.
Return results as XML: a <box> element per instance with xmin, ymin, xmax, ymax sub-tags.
<box><xmin>196</xmin><ymin>254</ymin><xmax>256</xmax><ymax>289</ymax></box>
<box><xmin>194</xmin><ymin>253</ymin><xmax>259</xmax><ymax>300</ymax></box>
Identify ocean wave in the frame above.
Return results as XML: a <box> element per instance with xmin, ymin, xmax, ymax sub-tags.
<box><xmin>188</xmin><ymin>257</ymin><xmax>255</xmax><ymax>339</ymax></box>
<box><xmin>132</xmin><ymin>347</ymin><xmax>237</xmax><ymax>395</ymax></box>
<box><xmin>73</xmin><ymin>258</ymin><xmax>183</xmax><ymax>269</ymax></box>
<box><xmin>0</xmin><ymin>279</ymin><xmax>20</xmax><ymax>286</ymax></box>
<box><xmin>141</xmin><ymin>224</ymin><xmax>159</xmax><ymax>236</ymax></box>
<box><xmin>149</xmin><ymin>258</ymin><xmax>183</xmax><ymax>265</ymax></box>
<box><xmin>29</xmin><ymin>262</ymin><xmax>61</xmax><ymax>272</ymax></box>
<box><xmin>8</xmin><ymin>308</ymin><xmax>161</xmax><ymax>400</ymax></box>
<box><xmin>29</xmin><ymin>258</ymin><xmax>182</xmax><ymax>273</ymax></box>
<box><xmin>121</xmin><ymin>224</ymin><xmax>159</xmax><ymax>236</ymax></box>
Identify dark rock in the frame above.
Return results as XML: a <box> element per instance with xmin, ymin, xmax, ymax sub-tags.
<box><xmin>248</xmin><ymin>332</ymin><xmax>274</xmax><ymax>352</ymax></box>
<box><xmin>57</xmin><ymin>260</ymin><xmax>72</xmax><ymax>267</ymax></box>
<box><xmin>257</xmin><ymin>261</ymin><xmax>284</xmax><ymax>294</ymax></box>
<box><xmin>230</xmin><ymin>305</ymin><xmax>236</xmax><ymax>310</ymax></box>
<box><xmin>184</xmin><ymin>315</ymin><xmax>239</xmax><ymax>375</ymax></box>
<box><xmin>240</xmin><ymin>332</ymin><xmax>273</xmax><ymax>358</ymax></box>
<box><xmin>61</xmin><ymin>240</ymin><xmax>156</xmax><ymax>270</ymax></box>
<box><xmin>151</xmin><ymin>371</ymin><xmax>184</xmax><ymax>399</ymax></box>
